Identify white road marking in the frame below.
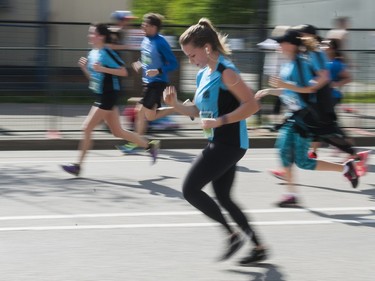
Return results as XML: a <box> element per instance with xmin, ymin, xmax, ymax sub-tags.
<box><xmin>0</xmin><ymin>206</ymin><xmax>374</xmax><ymax>221</ymax></box>
<box><xmin>0</xmin><ymin>206</ymin><xmax>374</xmax><ymax>233</ymax></box>
<box><xmin>0</xmin><ymin>218</ymin><xmax>375</xmax><ymax>232</ymax></box>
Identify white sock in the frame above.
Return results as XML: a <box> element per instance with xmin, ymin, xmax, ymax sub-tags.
<box><xmin>342</xmin><ymin>164</ymin><xmax>349</xmax><ymax>174</ymax></box>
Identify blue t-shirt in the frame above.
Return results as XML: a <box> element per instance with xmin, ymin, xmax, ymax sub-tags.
<box><xmin>194</xmin><ymin>55</ymin><xmax>249</xmax><ymax>149</ymax></box>
<box><xmin>309</xmin><ymin>50</ymin><xmax>329</xmax><ymax>72</ymax></box>
<box><xmin>328</xmin><ymin>58</ymin><xmax>346</xmax><ymax>99</ymax></box>
<box><xmin>140</xmin><ymin>34</ymin><xmax>178</xmax><ymax>84</ymax></box>
<box><xmin>87</xmin><ymin>47</ymin><xmax>124</xmax><ymax>94</ymax></box>
<box><xmin>279</xmin><ymin>54</ymin><xmax>316</xmax><ymax>112</ymax></box>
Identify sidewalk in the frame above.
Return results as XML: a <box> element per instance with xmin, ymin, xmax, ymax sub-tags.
<box><xmin>1</xmin><ymin>119</ymin><xmax>374</xmax><ymax>151</ymax></box>
<box><xmin>0</xmin><ymin>103</ymin><xmax>374</xmax><ymax>150</ymax></box>
<box><xmin>0</xmin><ymin>116</ymin><xmax>280</xmax><ymax>150</ymax></box>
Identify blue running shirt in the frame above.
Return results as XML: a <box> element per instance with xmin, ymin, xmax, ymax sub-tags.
<box><xmin>328</xmin><ymin>58</ymin><xmax>346</xmax><ymax>99</ymax></box>
<box><xmin>87</xmin><ymin>47</ymin><xmax>124</xmax><ymax>94</ymax></box>
<box><xmin>140</xmin><ymin>34</ymin><xmax>178</xmax><ymax>84</ymax></box>
<box><xmin>194</xmin><ymin>55</ymin><xmax>249</xmax><ymax>149</ymax></box>
<box><xmin>279</xmin><ymin>54</ymin><xmax>316</xmax><ymax>112</ymax></box>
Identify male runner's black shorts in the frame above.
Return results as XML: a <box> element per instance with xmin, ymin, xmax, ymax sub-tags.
<box><xmin>93</xmin><ymin>91</ymin><xmax>119</xmax><ymax>110</ymax></box>
<box><xmin>140</xmin><ymin>82</ymin><xmax>168</xmax><ymax>110</ymax></box>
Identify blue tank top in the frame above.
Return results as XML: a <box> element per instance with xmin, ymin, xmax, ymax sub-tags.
<box><xmin>279</xmin><ymin>54</ymin><xmax>316</xmax><ymax>111</ymax></box>
<box><xmin>194</xmin><ymin>55</ymin><xmax>249</xmax><ymax>149</ymax></box>
<box><xmin>87</xmin><ymin>47</ymin><xmax>124</xmax><ymax>94</ymax></box>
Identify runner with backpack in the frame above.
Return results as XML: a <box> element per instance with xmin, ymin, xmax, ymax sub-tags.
<box><xmin>255</xmin><ymin>28</ymin><xmax>361</xmax><ymax>207</ymax></box>
<box><xmin>269</xmin><ymin>25</ymin><xmax>369</xmax><ymax>183</ymax></box>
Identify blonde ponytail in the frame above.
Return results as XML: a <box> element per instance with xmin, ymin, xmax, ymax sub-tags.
<box><xmin>179</xmin><ymin>18</ymin><xmax>231</xmax><ymax>55</ymax></box>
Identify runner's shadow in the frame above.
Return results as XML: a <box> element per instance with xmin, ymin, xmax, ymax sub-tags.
<box><xmin>360</xmin><ymin>185</ymin><xmax>375</xmax><ymax>202</ymax></box>
<box><xmin>279</xmin><ymin>183</ymin><xmax>375</xmax><ymax>201</ymax></box>
<box><xmin>367</xmin><ymin>163</ymin><xmax>375</xmax><ymax>173</ymax></box>
<box><xmin>160</xmin><ymin>150</ymin><xmax>261</xmax><ymax>173</ymax></box>
<box><xmin>79</xmin><ymin>175</ymin><xmax>184</xmax><ymax>199</ymax></box>
<box><xmin>0</xmin><ymin>128</ymin><xmax>13</xmax><ymax>135</ymax></box>
<box><xmin>116</xmin><ymin>149</ymin><xmax>197</xmax><ymax>163</ymax></box>
<box><xmin>159</xmin><ymin>149</ymin><xmax>197</xmax><ymax>163</ymax></box>
<box><xmin>236</xmin><ymin>166</ymin><xmax>261</xmax><ymax>173</ymax></box>
<box><xmin>226</xmin><ymin>263</ymin><xmax>287</xmax><ymax>281</ymax></box>
<box><xmin>277</xmin><ymin>182</ymin><xmax>359</xmax><ymax>195</ymax></box>
<box><xmin>138</xmin><ymin>176</ymin><xmax>184</xmax><ymax>199</ymax></box>
<box><xmin>306</xmin><ymin>207</ymin><xmax>375</xmax><ymax>229</ymax></box>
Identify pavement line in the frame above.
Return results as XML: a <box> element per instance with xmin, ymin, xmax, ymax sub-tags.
<box><xmin>1</xmin><ymin>219</ymin><xmax>375</xmax><ymax>232</ymax></box>
<box><xmin>0</xmin><ymin>207</ymin><xmax>374</xmax><ymax>221</ymax></box>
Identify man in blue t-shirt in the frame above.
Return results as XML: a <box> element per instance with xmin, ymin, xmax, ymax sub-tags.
<box><xmin>118</xmin><ymin>13</ymin><xmax>178</xmax><ymax>153</ymax></box>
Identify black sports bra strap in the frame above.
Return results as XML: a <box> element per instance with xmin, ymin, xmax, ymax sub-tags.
<box><xmin>104</xmin><ymin>48</ymin><xmax>124</xmax><ymax>66</ymax></box>
<box><xmin>217</xmin><ymin>63</ymin><xmax>226</xmax><ymax>74</ymax></box>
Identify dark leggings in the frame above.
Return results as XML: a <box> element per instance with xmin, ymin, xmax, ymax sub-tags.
<box><xmin>310</xmin><ymin>123</ymin><xmax>356</xmax><ymax>155</ymax></box>
<box><xmin>182</xmin><ymin>142</ymin><xmax>260</xmax><ymax>246</ymax></box>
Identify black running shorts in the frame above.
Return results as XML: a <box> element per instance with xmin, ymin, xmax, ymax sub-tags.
<box><xmin>140</xmin><ymin>82</ymin><xmax>167</xmax><ymax>110</ymax></box>
<box><xmin>93</xmin><ymin>91</ymin><xmax>119</xmax><ymax>110</ymax></box>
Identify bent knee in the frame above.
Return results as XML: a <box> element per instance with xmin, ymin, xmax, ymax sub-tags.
<box><xmin>295</xmin><ymin>158</ymin><xmax>316</xmax><ymax>170</ymax></box>
<box><xmin>182</xmin><ymin>182</ymin><xmax>201</xmax><ymax>203</ymax></box>
<box><xmin>82</xmin><ymin>125</ymin><xmax>94</xmax><ymax>135</ymax></box>
<box><xmin>182</xmin><ymin>185</ymin><xmax>193</xmax><ymax>201</ymax></box>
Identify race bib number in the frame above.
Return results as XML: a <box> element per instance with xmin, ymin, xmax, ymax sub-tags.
<box><xmin>89</xmin><ymin>78</ymin><xmax>100</xmax><ymax>93</ymax></box>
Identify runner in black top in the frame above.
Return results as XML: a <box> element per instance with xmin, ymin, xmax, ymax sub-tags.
<box><xmin>163</xmin><ymin>18</ymin><xmax>267</xmax><ymax>266</ymax></box>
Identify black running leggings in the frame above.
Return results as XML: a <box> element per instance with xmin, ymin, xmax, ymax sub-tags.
<box><xmin>182</xmin><ymin>142</ymin><xmax>260</xmax><ymax>246</ymax></box>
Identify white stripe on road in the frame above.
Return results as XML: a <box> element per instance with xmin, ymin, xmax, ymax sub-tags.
<box><xmin>0</xmin><ymin>218</ymin><xmax>375</xmax><ymax>232</ymax></box>
<box><xmin>0</xmin><ymin>207</ymin><xmax>373</xmax><ymax>221</ymax></box>
<box><xmin>0</xmin><ymin>206</ymin><xmax>374</xmax><ymax>232</ymax></box>
<box><xmin>0</xmin><ymin>206</ymin><xmax>374</xmax><ymax>221</ymax></box>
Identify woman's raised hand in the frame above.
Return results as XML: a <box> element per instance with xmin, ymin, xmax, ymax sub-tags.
<box><xmin>163</xmin><ymin>86</ymin><xmax>178</xmax><ymax>106</ymax></box>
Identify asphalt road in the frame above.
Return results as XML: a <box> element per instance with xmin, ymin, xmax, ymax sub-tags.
<box><xmin>1</xmin><ymin>148</ymin><xmax>375</xmax><ymax>281</ymax></box>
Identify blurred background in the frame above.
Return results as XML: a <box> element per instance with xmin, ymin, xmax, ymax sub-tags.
<box><xmin>0</xmin><ymin>0</ymin><xmax>374</xmax><ymax>135</ymax></box>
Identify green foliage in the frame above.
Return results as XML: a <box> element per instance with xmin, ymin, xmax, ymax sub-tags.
<box><xmin>131</xmin><ymin>0</ymin><xmax>169</xmax><ymax>22</ymax></box>
<box><xmin>132</xmin><ymin>0</ymin><xmax>256</xmax><ymax>25</ymax></box>
<box><xmin>206</xmin><ymin>0</ymin><xmax>255</xmax><ymax>24</ymax></box>
<box><xmin>343</xmin><ymin>92</ymin><xmax>375</xmax><ymax>103</ymax></box>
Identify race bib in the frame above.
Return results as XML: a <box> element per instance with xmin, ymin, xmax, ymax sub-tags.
<box><xmin>89</xmin><ymin>78</ymin><xmax>100</xmax><ymax>93</ymax></box>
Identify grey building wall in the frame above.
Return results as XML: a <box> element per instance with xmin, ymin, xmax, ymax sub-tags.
<box><xmin>270</xmin><ymin>0</ymin><xmax>375</xmax><ymax>49</ymax></box>
<box><xmin>0</xmin><ymin>0</ymin><xmax>134</xmax><ymax>66</ymax></box>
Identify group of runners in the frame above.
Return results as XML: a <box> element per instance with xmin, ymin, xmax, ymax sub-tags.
<box><xmin>60</xmin><ymin>13</ymin><xmax>369</xmax><ymax>265</ymax></box>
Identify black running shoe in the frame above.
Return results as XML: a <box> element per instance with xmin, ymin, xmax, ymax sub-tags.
<box><xmin>238</xmin><ymin>248</ymin><xmax>268</xmax><ymax>266</ymax></box>
<box><xmin>218</xmin><ymin>233</ymin><xmax>244</xmax><ymax>261</ymax></box>
<box><xmin>343</xmin><ymin>159</ymin><xmax>359</xmax><ymax>188</ymax></box>
<box><xmin>276</xmin><ymin>195</ymin><xmax>299</xmax><ymax>208</ymax></box>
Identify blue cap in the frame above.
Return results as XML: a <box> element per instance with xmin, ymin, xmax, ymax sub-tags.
<box><xmin>111</xmin><ymin>10</ymin><xmax>137</xmax><ymax>21</ymax></box>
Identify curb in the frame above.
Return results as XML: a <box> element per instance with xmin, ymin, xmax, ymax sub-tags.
<box><xmin>0</xmin><ymin>135</ymin><xmax>373</xmax><ymax>150</ymax></box>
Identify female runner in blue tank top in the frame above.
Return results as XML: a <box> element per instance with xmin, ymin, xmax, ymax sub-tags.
<box><xmin>163</xmin><ymin>18</ymin><xmax>267</xmax><ymax>265</ymax></box>
<box><xmin>255</xmin><ymin>29</ymin><xmax>359</xmax><ymax>208</ymax></box>
<box><xmin>61</xmin><ymin>23</ymin><xmax>159</xmax><ymax>176</ymax></box>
